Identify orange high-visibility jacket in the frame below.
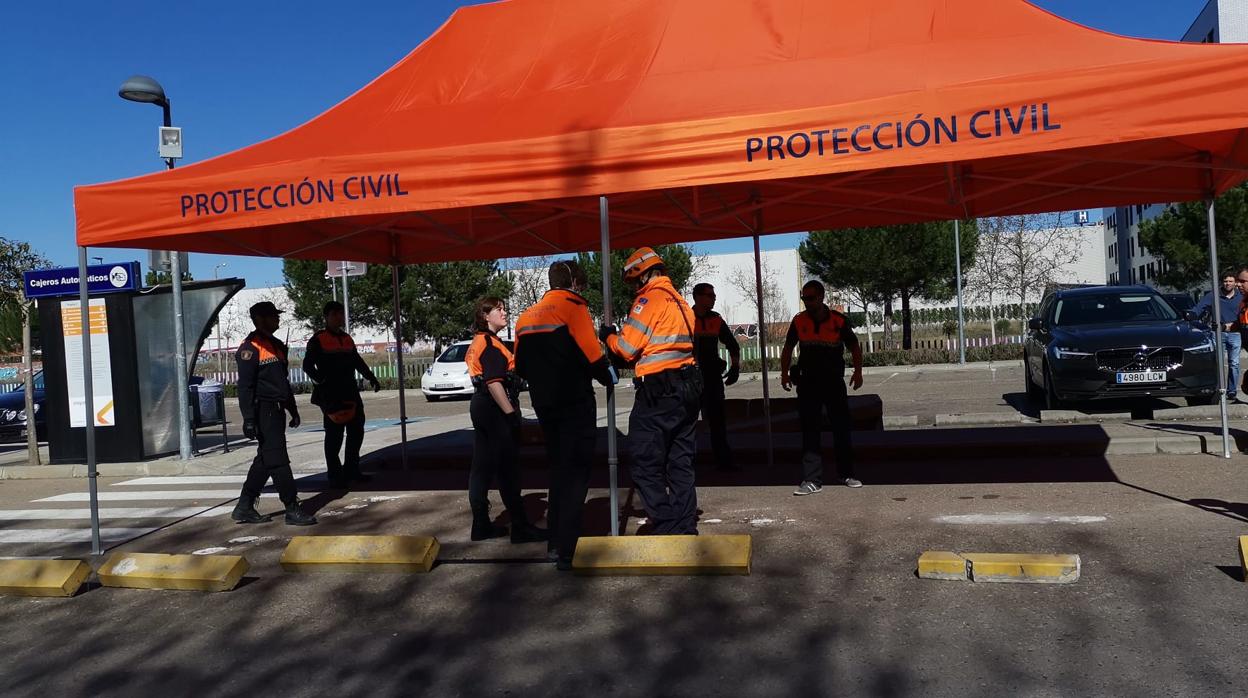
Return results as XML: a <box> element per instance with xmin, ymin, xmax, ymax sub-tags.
<box><xmin>514</xmin><ymin>288</ymin><xmax>611</xmax><ymax>406</ymax></box>
<box><xmin>466</xmin><ymin>330</ymin><xmax>514</xmax><ymax>385</ymax></box>
<box><xmin>607</xmin><ymin>275</ymin><xmax>696</xmax><ymax>377</ymax></box>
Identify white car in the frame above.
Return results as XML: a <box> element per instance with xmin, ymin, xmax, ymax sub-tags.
<box><xmin>421</xmin><ymin>341</ymin><xmax>474</xmax><ymax>401</ymax></box>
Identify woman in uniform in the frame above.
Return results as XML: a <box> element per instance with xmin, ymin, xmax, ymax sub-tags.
<box><xmin>465</xmin><ymin>297</ymin><xmax>548</xmax><ymax>543</ymax></box>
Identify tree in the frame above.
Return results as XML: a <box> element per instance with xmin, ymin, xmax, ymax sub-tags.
<box><xmin>145</xmin><ymin>269</ymin><xmax>194</xmax><ymax>285</ymax></box>
<box><xmin>725</xmin><ymin>256</ymin><xmax>788</xmax><ymax>342</ymax></box>
<box><xmin>0</xmin><ymin>237</ymin><xmax>51</xmax><ymax>465</ymax></box>
<box><xmin>967</xmin><ymin>217</ymin><xmax>1019</xmax><ymax>343</ymax></box>
<box><xmin>992</xmin><ymin>212</ymin><xmax>1085</xmax><ymax>310</ymax></box>
<box><xmin>282</xmin><ymin>259</ymin><xmax>338</xmax><ymax>331</ymax></box>
<box><xmin>1140</xmin><ymin>183</ymin><xmax>1248</xmax><ymax>292</ymax></box>
<box><xmin>801</xmin><ymin>221</ymin><xmax>977</xmax><ymax>349</ymax></box>
<box><xmin>501</xmin><ymin>255</ymin><xmax>557</xmax><ymax>315</ymax></box>
<box><xmin>347</xmin><ymin>261</ymin><xmax>513</xmax><ymax>353</ymax></box>
<box><xmin>575</xmin><ymin>245</ymin><xmax>695</xmax><ymax>323</ymax></box>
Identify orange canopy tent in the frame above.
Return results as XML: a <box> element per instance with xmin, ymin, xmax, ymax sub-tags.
<box><xmin>71</xmin><ymin>0</ymin><xmax>1248</xmax><ymax>538</ymax></box>
<box><xmin>76</xmin><ymin>0</ymin><xmax>1248</xmax><ymax>261</ymax></box>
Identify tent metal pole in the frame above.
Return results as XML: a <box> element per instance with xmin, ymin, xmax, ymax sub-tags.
<box><xmin>600</xmin><ymin>195</ymin><xmax>620</xmax><ymax>537</ymax></box>
<box><xmin>342</xmin><ymin>265</ymin><xmax>351</xmax><ymax>335</ymax></box>
<box><xmin>753</xmin><ymin>215</ymin><xmax>774</xmax><ymax>469</ymax></box>
<box><xmin>78</xmin><ymin>247</ymin><xmax>102</xmax><ymax>556</ymax></box>
<box><xmin>1205</xmin><ymin>199</ymin><xmax>1232</xmax><ymax>458</ymax></box>
<box><xmin>392</xmin><ymin>263</ymin><xmax>408</xmax><ymax>470</ymax></box>
<box><xmin>954</xmin><ymin>219</ymin><xmax>966</xmax><ymax>365</ymax></box>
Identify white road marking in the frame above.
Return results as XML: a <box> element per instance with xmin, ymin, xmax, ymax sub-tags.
<box><xmin>0</xmin><ymin>506</ymin><xmax>232</xmax><ymax>520</ymax></box>
<box><xmin>0</xmin><ymin>528</ymin><xmax>154</xmax><ymax>544</ymax></box>
<box><xmin>879</xmin><ymin>372</ymin><xmax>901</xmax><ymax>385</ymax></box>
<box><xmin>34</xmin><ymin>491</ymin><xmax>279</xmax><ymax>503</ymax></box>
<box><xmin>192</xmin><ymin>547</ymin><xmax>229</xmax><ymax>556</ymax></box>
<box><xmin>932</xmin><ymin>514</ymin><xmax>1107</xmax><ymax>525</ymax></box>
<box><xmin>113</xmin><ymin>475</ymin><xmax>320</xmax><ymax>487</ymax></box>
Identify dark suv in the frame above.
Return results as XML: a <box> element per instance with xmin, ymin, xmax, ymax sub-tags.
<box><xmin>1023</xmin><ymin>286</ymin><xmax>1217</xmax><ymax>409</ymax></box>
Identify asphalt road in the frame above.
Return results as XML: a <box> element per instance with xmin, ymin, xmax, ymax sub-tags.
<box><xmin>1</xmin><ymin>453</ymin><xmax>1246</xmax><ymax>696</ymax></box>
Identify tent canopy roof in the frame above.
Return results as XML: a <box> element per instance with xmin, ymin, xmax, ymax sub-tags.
<box><xmin>75</xmin><ymin>0</ymin><xmax>1248</xmax><ymax>264</ymax></box>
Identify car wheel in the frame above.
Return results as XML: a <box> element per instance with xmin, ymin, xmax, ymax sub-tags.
<box><xmin>1024</xmin><ymin>353</ymin><xmax>1043</xmax><ymax>402</ymax></box>
<box><xmin>1185</xmin><ymin>395</ymin><xmax>1216</xmax><ymax>407</ymax></box>
<box><xmin>1043</xmin><ymin>363</ymin><xmax>1064</xmax><ymax>411</ymax></box>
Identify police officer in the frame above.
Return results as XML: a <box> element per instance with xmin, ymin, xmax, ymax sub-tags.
<box><xmin>780</xmin><ymin>280</ymin><xmax>864</xmax><ymax>494</ymax></box>
<box><xmin>231</xmin><ymin>301</ymin><xmax>317</xmax><ymax>526</ymax></box>
<box><xmin>602</xmin><ymin>247</ymin><xmax>702</xmax><ymax>535</ymax></box>
<box><xmin>691</xmin><ymin>283</ymin><xmax>741</xmax><ymax>471</ymax></box>
<box><xmin>514</xmin><ymin>260</ymin><xmax>613</xmax><ymax>570</ymax></box>
<box><xmin>304</xmin><ymin>301</ymin><xmax>381</xmax><ymax>489</ymax></box>
<box><xmin>466</xmin><ymin>296</ymin><xmax>548</xmax><ymax>544</ymax></box>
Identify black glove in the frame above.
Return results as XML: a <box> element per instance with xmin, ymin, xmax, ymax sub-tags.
<box><xmin>599</xmin><ymin>324</ymin><xmax>618</xmax><ymax>342</ymax></box>
<box><xmin>288</xmin><ymin>411</ymin><xmax>301</xmax><ymax>429</ymax></box>
<box><xmin>369</xmin><ymin>377</ymin><xmax>381</xmax><ymax>393</ymax></box>
<box><xmin>723</xmin><ymin>365</ymin><xmax>740</xmax><ymax>386</ymax></box>
<box><xmin>242</xmin><ymin>418</ymin><xmax>257</xmax><ymax>440</ymax></box>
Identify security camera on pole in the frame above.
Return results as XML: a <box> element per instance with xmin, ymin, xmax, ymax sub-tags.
<box><xmin>119</xmin><ymin>75</ymin><xmax>192</xmax><ymax>461</ymax></box>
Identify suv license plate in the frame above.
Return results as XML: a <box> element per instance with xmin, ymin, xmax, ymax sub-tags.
<box><xmin>1116</xmin><ymin>371</ymin><xmax>1166</xmax><ymax>384</ymax></box>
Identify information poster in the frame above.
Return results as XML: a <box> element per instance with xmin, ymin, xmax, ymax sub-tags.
<box><xmin>61</xmin><ymin>299</ymin><xmax>115</xmax><ymax>427</ymax></box>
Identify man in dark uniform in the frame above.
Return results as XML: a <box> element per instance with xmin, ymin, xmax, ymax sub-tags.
<box><xmin>231</xmin><ymin>301</ymin><xmax>317</xmax><ymax>525</ymax></box>
<box><xmin>691</xmin><ymin>283</ymin><xmax>741</xmax><ymax>471</ymax></box>
<box><xmin>304</xmin><ymin>301</ymin><xmax>381</xmax><ymax>489</ymax></box>
<box><xmin>780</xmin><ymin>280</ymin><xmax>864</xmax><ymax>495</ymax></box>
<box><xmin>514</xmin><ymin>260</ymin><xmax>613</xmax><ymax>570</ymax></box>
<box><xmin>602</xmin><ymin>247</ymin><xmax>702</xmax><ymax>535</ymax></box>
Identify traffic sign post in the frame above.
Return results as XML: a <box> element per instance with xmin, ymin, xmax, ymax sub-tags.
<box><xmin>325</xmin><ymin>261</ymin><xmax>367</xmax><ymax>335</ymax></box>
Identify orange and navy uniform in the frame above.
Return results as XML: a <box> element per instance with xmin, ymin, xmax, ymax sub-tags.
<box><xmin>606</xmin><ymin>275</ymin><xmax>696</xmax><ymax>377</ymax></box>
<box><xmin>466</xmin><ymin>330</ymin><xmax>516</xmax><ymax>396</ymax></box>
<box><xmin>781</xmin><ymin>305</ymin><xmax>862</xmax><ymax>381</ymax></box>
<box><xmin>514</xmin><ymin>289</ymin><xmax>612</xmax><ymax>407</ymax></box>
<box><xmin>304</xmin><ymin>329</ymin><xmax>377</xmax><ymax>406</ymax></box>
<box><xmin>1238</xmin><ymin>296</ymin><xmax>1248</xmax><ymax>329</ymax></box>
<box><xmin>236</xmin><ymin>331</ymin><xmax>295</xmax><ymax>421</ymax></box>
<box><xmin>694</xmin><ymin>309</ymin><xmax>740</xmax><ymax>369</ymax></box>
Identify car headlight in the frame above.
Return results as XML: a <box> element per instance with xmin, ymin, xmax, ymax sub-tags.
<box><xmin>1186</xmin><ymin>340</ymin><xmax>1214</xmax><ymax>354</ymax></box>
<box><xmin>1053</xmin><ymin>346</ymin><xmax>1092</xmax><ymax>359</ymax></box>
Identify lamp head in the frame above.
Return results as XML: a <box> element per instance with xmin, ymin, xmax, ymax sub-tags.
<box><xmin>118</xmin><ymin>75</ymin><xmax>168</xmax><ymax>106</ymax></box>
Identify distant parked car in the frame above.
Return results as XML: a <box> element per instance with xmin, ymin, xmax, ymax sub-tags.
<box><xmin>0</xmin><ymin>371</ymin><xmax>45</xmax><ymax>442</ymax></box>
<box><xmin>420</xmin><ymin>339</ymin><xmax>526</xmax><ymax>402</ymax></box>
<box><xmin>1024</xmin><ymin>286</ymin><xmax>1217</xmax><ymax>409</ymax></box>
<box><xmin>421</xmin><ymin>341</ymin><xmax>473</xmax><ymax>401</ymax></box>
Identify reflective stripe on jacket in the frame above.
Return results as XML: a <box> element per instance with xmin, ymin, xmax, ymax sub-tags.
<box><xmin>607</xmin><ymin>275</ymin><xmax>696</xmax><ymax>377</ymax></box>
<box><xmin>514</xmin><ymin>289</ymin><xmax>611</xmax><ymax>407</ymax></box>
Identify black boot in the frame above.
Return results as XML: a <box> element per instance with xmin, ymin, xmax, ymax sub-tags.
<box><xmin>231</xmin><ymin>495</ymin><xmax>270</xmax><ymax>524</ymax></box>
<box><xmin>284</xmin><ymin>500</ymin><xmax>318</xmax><ymax>526</ymax></box>
<box><xmin>471</xmin><ymin>507</ymin><xmax>507</xmax><ymax>541</ymax></box>
<box><xmin>510</xmin><ymin>520</ymin><xmax>549</xmax><ymax>544</ymax></box>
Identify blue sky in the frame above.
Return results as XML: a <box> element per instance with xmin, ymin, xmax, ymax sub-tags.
<box><xmin>0</xmin><ymin>0</ymin><xmax>1213</xmax><ymax>287</ymax></box>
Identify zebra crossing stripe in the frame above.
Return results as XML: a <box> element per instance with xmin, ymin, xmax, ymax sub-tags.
<box><xmin>0</xmin><ymin>506</ymin><xmax>233</xmax><ymax>520</ymax></box>
<box><xmin>34</xmin><ymin>491</ymin><xmax>280</xmax><ymax>503</ymax></box>
<box><xmin>0</xmin><ymin>528</ymin><xmax>154</xmax><ymax>544</ymax></box>
<box><xmin>113</xmin><ymin>475</ymin><xmax>321</xmax><ymax>487</ymax></box>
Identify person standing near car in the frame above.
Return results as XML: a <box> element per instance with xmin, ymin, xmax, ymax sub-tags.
<box><xmin>304</xmin><ymin>301</ymin><xmax>381</xmax><ymax>489</ymax></box>
<box><xmin>1194</xmin><ymin>272</ymin><xmax>1243</xmax><ymax>402</ymax></box>
<box><xmin>514</xmin><ymin>260</ymin><xmax>613</xmax><ymax>570</ymax></box>
<box><xmin>601</xmin><ymin>247</ymin><xmax>702</xmax><ymax>535</ymax></box>
<box><xmin>690</xmin><ymin>283</ymin><xmax>741</xmax><ymax>471</ymax></box>
<box><xmin>780</xmin><ymin>280</ymin><xmax>864</xmax><ymax>495</ymax></box>
<box><xmin>465</xmin><ymin>297</ymin><xmax>548</xmax><ymax>544</ymax></box>
<box><xmin>231</xmin><ymin>301</ymin><xmax>317</xmax><ymax>526</ymax></box>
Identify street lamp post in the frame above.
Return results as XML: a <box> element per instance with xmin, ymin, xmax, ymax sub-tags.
<box><xmin>120</xmin><ymin>75</ymin><xmax>192</xmax><ymax>461</ymax></box>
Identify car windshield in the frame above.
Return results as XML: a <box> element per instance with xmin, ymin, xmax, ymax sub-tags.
<box><xmin>1053</xmin><ymin>294</ymin><xmax>1178</xmax><ymax>326</ymax></box>
<box><xmin>437</xmin><ymin>344</ymin><xmax>470</xmax><ymax>363</ymax></box>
